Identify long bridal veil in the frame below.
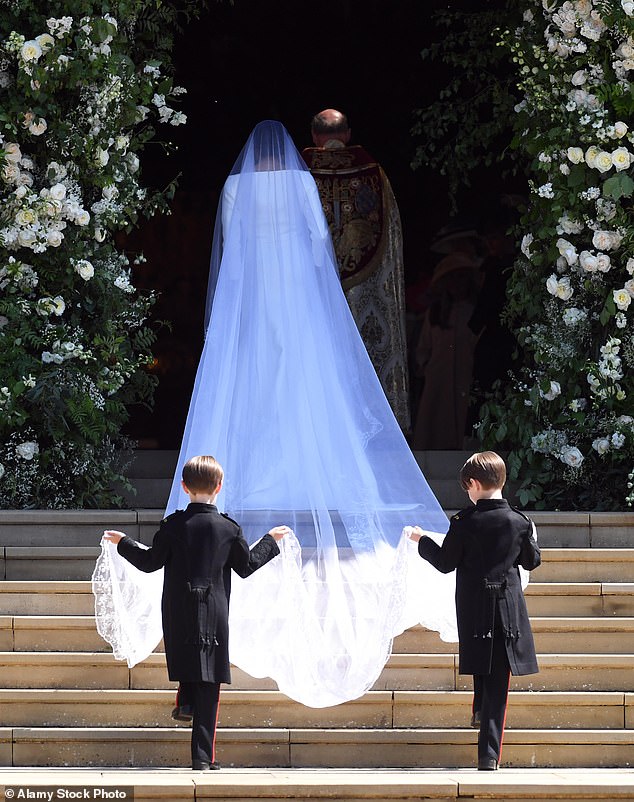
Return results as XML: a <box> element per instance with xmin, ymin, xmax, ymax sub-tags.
<box><xmin>94</xmin><ymin>120</ymin><xmax>458</xmax><ymax>707</ymax></box>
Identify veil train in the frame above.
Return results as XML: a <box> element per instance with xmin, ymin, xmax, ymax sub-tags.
<box><xmin>93</xmin><ymin>121</ymin><xmax>458</xmax><ymax>707</ymax></box>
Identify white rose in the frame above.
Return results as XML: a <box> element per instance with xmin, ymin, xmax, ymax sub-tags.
<box><xmin>542</xmin><ymin>381</ymin><xmax>561</xmax><ymax>400</ymax></box>
<box><xmin>15</xmin><ymin>209</ymin><xmax>37</xmax><ymax>226</ymax></box>
<box><xmin>96</xmin><ymin>148</ymin><xmax>109</xmax><ymax>166</ymax></box>
<box><xmin>125</xmin><ymin>153</ymin><xmax>139</xmax><ymax>173</ymax></box>
<box><xmin>74</xmin><ymin>259</ymin><xmax>94</xmax><ymax>280</ymax></box>
<box><xmin>4</xmin><ymin>143</ymin><xmax>22</xmax><ymax>163</ymax></box>
<box><xmin>35</xmin><ymin>33</ymin><xmax>55</xmax><ymax>50</ymax></box>
<box><xmin>579</xmin><ymin>251</ymin><xmax>598</xmax><ymax>272</ymax></box>
<box><xmin>571</xmin><ymin>70</ymin><xmax>587</xmax><ymax>85</ymax></box>
<box><xmin>546</xmin><ymin>274</ymin><xmax>560</xmax><ymax>296</ymax></box>
<box><xmin>14</xmin><ymin>185</ymin><xmax>27</xmax><ymax>200</ymax></box>
<box><xmin>592</xmin><ymin>438</ymin><xmax>610</xmax><ymax>455</ymax></box>
<box><xmin>28</xmin><ymin>118</ymin><xmax>47</xmax><ymax>136</ymax></box>
<box><xmin>622</xmin><ymin>0</ymin><xmax>634</xmax><ymax>14</ymax></box>
<box><xmin>614</xmin><ymin>121</ymin><xmax>628</xmax><ymax>138</ymax></box>
<box><xmin>75</xmin><ymin>210</ymin><xmax>90</xmax><ymax>226</ymax></box>
<box><xmin>20</xmin><ymin>40</ymin><xmax>43</xmax><ymax>62</ymax></box>
<box><xmin>593</xmin><ymin>151</ymin><xmax>613</xmax><ymax>173</ymax></box>
<box><xmin>557</xmin><ymin>276</ymin><xmax>573</xmax><ymax>300</ymax></box>
<box><xmin>593</xmin><ymin>230</ymin><xmax>621</xmax><ymax>251</ymax></box>
<box><xmin>521</xmin><ymin>234</ymin><xmax>533</xmax><ymax>259</ymax></box>
<box><xmin>102</xmin><ymin>185</ymin><xmax>119</xmax><ymax>201</ymax></box>
<box><xmin>556</xmin><ymin>238</ymin><xmax>578</xmax><ymax>265</ymax></box>
<box><xmin>47</xmin><ymin>230</ymin><xmax>63</xmax><ymax>247</ymax></box>
<box><xmin>16</xmin><ymin>441</ymin><xmax>39</xmax><ymax>460</ymax></box>
<box><xmin>560</xmin><ymin>446</ymin><xmax>584</xmax><ymax>467</ymax></box>
<box><xmin>49</xmin><ymin>183</ymin><xmax>66</xmax><ymax>200</ymax></box>
<box><xmin>625</xmin><ymin>278</ymin><xmax>634</xmax><ymax>297</ymax></box>
<box><xmin>611</xmin><ymin>147</ymin><xmax>631</xmax><ymax>171</ymax></box>
<box><xmin>596</xmin><ymin>253</ymin><xmax>611</xmax><ymax>272</ymax></box>
<box><xmin>94</xmin><ymin>228</ymin><xmax>107</xmax><ymax>243</ymax></box>
<box><xmin>51</xmin><ymin>295</ymin><xmax>65</xmax><ymax>315</ymax></box>
<box><xmin>614</xmin><ymin>288</ymin><xmax>632</xmax><ymax>310</ymax></box>
<box><xmin>627</xmin><ymin>257</ymin><xmax>634</xmax><ymax>275</ymax></box>
<box><xmin>17</xmin><ymin>229</ymin><xmax>37</xmax><ymax>248</ymax></box>
<box><xmin>115</xmin><ymin>135</ymin><xmax>129</xmax><ymax>151</ymax></box>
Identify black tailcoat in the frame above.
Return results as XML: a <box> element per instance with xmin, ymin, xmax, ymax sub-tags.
<box><xmin>117</xmin><ymin>502</ymin><xmax>280</xmax><ymax>683</ymax></box>
<box><xmin>418</xmin><ymin>498</ymin><xmax>540</xmax><ymax>676</ymax></box>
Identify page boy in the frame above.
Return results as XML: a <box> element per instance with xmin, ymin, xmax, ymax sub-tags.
<box><xmin>103</xmin><ymin>455</ymin><xmax>288</xmax><ymax>771</ymax></box>
<box><xmin>408</xmin><ymin>451</ymin><xmax>540</xmax><ymax>771</ymax></box>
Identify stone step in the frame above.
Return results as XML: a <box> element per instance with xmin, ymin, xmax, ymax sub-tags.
<box><xmin>1</xmin><ymin>768</ymin><xmax>634</xmax><ymax>802</ymax></box>
<box><xmin>3</xmin><ymin>725</ymin><xmax>634</xmax><ymax>769</ymax></box>
<box><xmin>1</xmin><ymin>510</ymin><xmax>633</xmax><ymax>549</ymax></box>
<box><xmin>5</xmin><ymin>615</ymin><xmax>634</xmax><ymax>655</ymax></box>
<box><xmin>0</xmin><ymin>688</ymin><xmax>631</xmax><ymax>731</ymax></box>
<box><xmin>2</xmin><ymin>580</ymin><xmax>633</xmax><ymax>617</ymax></box>
<box><xmin>394</xmin><ymin>618</ymin><xmax>634</xmax><ymax>655</ymax></box>
<box><xmin>1</xmin><ymin>651</ymin><xmax>634</xmax><ymax>693</ymax></box>
<box><xmin>5</xmin><ymin>545</ymin><xmax>634</xmax><ymax>582</ymax></box>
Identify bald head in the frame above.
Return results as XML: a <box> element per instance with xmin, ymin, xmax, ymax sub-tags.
<box><xmin>311</xmin><ymin>108</ymin><xmax>351</xmax><ymax>148</ymax></box>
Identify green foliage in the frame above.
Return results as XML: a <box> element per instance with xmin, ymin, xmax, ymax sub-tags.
<box><xmin>0</xmin><ymin>2</ymin><xmax>201</xmax><ymax>508</ymax></box>
<box><xmin>411</xmin><ymin>2</ymin><xmax>524</xmax><ymax>207</ymax></box>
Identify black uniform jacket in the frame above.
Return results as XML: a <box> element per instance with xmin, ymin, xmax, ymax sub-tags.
<box><xmin>418</xmin><ymin>498</ymin><xmax>541</xmax><ymax>676</ymax></box>
<box><xmin>117</xmin><ymin>502</ymin><xmax>280</xmax><ymax>683</ymax></box>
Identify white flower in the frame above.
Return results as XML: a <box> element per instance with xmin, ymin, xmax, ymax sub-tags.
<box><xmin>537</xmin><ymin>182</ymin><xmax>555</xmax><ymax>198</ymax></box>
<box><xmin>17</xmin><ymin>229</ymin><xmax>37</xmax><ymax>248</ymax></box>
<box><xmin>125</xmin><ymin>153</ymin><xmax>139</xmax><ymax>173</ymax></box>
<box><xmin>75</xmin><ymin>210</ymin><xmax>90</xmax><ymax>226</ymax></box>
<box><xmin>612</xmin><ymin>432</ymin><xmax>626</xmax><ymax>448</ymax></box>
<box><xmin>614</xmin><ymin>121</ymin><xmax>628</xmax><ymax>138</ymax></box>
<box><xmin>16</xmin><ymin>441</ymin><xmax>39</xmax><ymax>460</ymax></box>
<box><xmin>593</xmin><ymin>151</ymin><xmax>613</xmax><ymax>173</ymax></box>
<box><xmin>4</xmin><ymin>143</ymin><xmax>22</xmax><ymax>163</ymax></box>
<box><xmin>596</xmin><ymin>253</ymin><xmax>611</xmax><ymax>272</ymax></box>
<box><xmin>94</xmin><ymin>228</ymin><xmax>106</xmax><ymax>243</ymax></box>
<box><xmin>571</xmin><ymin>70</ymin><xmax>587</xmax><ymax>85</ymax></box>
<box><xmin>73</xmin><ymin>259</ymin><xmax>94</xmax><ymax>280</ymax></box>
<box><xmin>593</xmin><ymin>230</ymin><xmax>621</xmax><ymax>251</ymax></box>
<box><xmin>556</xmin><ymin>238</ymin><xmax>578</xmax><ymax>265</ymax></box>
<box><xmin>49</xmin><ymin>183</ymin><xmax>66</xmax><ymax>201</ymax></box>
<box><xmin>560</xmin><ymin>446</ymin><xmax>584</xmax><ymax>468</ymax></box>
<box><xmin>627</xmin><ymin>257</ymin><xmax>634</xmax><ymax>275</ymax></box>
<box><xmin>541</xmin><ymin>381</ymin><xmax>561</xmax><ymax>401</ymax></box>
<box><xmin>592</xmin><ymin>438</ymin><xmax>610</xmax><ymax>455</ymax></box>
<box><xmin>35</xmin><ymin>33</ymin><xmax>55</xmax><ymax>51</ymax></box>
<box><xmin>625</xmin><ymin>279</ymin><xmax>634</xmax><ymax>297</ymax></box>
<box><xmin>546</xmin><ymin>274</ymin><xmax>573</xmax><ymax>300</ymax></box>
<box><xmin>622</xmin><ymin>0</ymin><xmax>634</xmax><ymax>15</ymax></box>
<box><xmin>563</xmin><ymin>307</ymin><xmax>587</xmax><ymax>325</ymax></box>
<box><xmin>20</xmin><ymin>40</ymin><xmax>43</xmax><ymax>62</ymax></box>
<box><xmin>611</xmin><ymin>147</ymin><xmax>631</xmax><ymax>171</ymax></box>
<box><xmin>170</xmin><ymin>111</ymin><xmax>187</xmax><ymax>126</ymax></box>
<box><xmin>521</xmin><ymin>234</ymin><xmax>533</xmax><ymax>259</ymax></box>
<box><xmin>96</xmin><ymin>148</ymin><xmax>109</xmax><ymax>166</ymax></box>
<box><xmin>579</xmin><ymin>250</ymin><xmax>598</xmax><ymax>272</ymax></box>
<box><xmin>47</xmin><ymin>230</ymin><xmax>63</xmax><ymax>247</ymax></box>
<box><xmin>614</xmin><ymin>288</ymin><xmax>632</xmax><ymax>310</ymax></box>
<box><xmin>152</xmin><ymin>93</ymin><xmax>166</xmax><ymax>108</ymax></box>
<box><xmin>28</xmin><ymin>118</ymin><xmax>47</xmax><ymax>136</ymax></box>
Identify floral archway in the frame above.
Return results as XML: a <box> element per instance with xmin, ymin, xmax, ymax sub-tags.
<box><xmin>0</xmin><ymin>4</ymin><xmax>192</xmax><ymax>507</ymax></box>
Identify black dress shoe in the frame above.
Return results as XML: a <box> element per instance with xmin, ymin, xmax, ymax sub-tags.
<box><xmin>171</xmin><ymin>705</ymin><xmax>193</xmax><ymax>722</ymax></box>
<box><xmin>477</xmin><ymin>757</ymin><xmax>499</xmax><ymax>771</ymax></box>
<box><xmin>192</xmin><ymin>760</ymin><xmax>221</xmax><ymax>771</ymax></box>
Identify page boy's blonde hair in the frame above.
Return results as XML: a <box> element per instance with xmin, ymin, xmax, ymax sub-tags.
<box><xmin>182</xmin><ymin>455</ymin><xmax>224</xmax><ymax>493</ymax></box>
<box><xmin>459</xmin><ymin>451</ymin><xmax>506</xmax><ymax>492</ymax></box>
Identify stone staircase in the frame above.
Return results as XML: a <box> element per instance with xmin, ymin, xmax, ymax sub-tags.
<box><xmin>0</xmin><ymin>451</ymin><xmax>633</xmax><ymax>799</ymax></box>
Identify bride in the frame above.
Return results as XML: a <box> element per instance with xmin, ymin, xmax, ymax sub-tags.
<box><xmin>94</xmin><ymin>120</ymin><xmax>457</xmax><ymax>708</ymax></box>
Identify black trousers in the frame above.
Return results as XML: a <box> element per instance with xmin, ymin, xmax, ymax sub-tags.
<box><xmin>178</xmin><ymin>681</ymin><xmax>221</xmax><ymax>766</ymax></box>
<box><xmin>473</xmin><ymin>619</ymin><xmax>511</xmax><ymax>763</ymax></box>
